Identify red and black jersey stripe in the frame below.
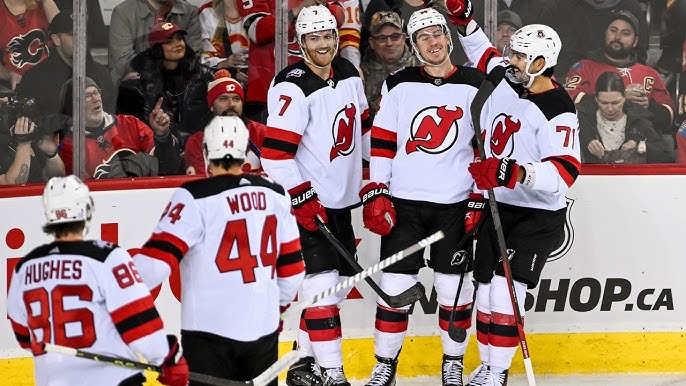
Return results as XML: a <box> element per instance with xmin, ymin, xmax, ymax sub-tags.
<box><xmin>374</xmin><ymin>304</ymin><xmax>409</xmax><ymax>333</ymax></box>
<box><xmin>261</xmin><ymin>127</ymin><xmax>302</xmax><ymax>161</ymax></box>
<box><xmin>110</xmin><ymin>296</ymin><xmax>164</xmax><ymax>344</ymax></box>
<box><xmin>10</xmin><ymin>317</ymin><xmax>31</xmax><ymax>349</ymax></box>
<box><xmin>140</xmin><ymin>232</ymin><xmax>188</xmax><ymax>270</ymax></box>
<box><xmin>543</xmin><ymin>155</ymin><xmax>581</xmax><ymax>187</ymax></box>
<box><xmin>477</xmin><ymin>46</ymin><xmax>501</xmax><ymax>74</ymax></box>
<box><xmin>370</xmin><ymin>126</ymin><xmax>397</xmax><ymax>159</ymax></box>
<box><xmin>438</xmin><ymin>303</ymin><xmax>472</xmax><ymax>331</ymax></box>
<box><xmin>277</xmin><ymin>238</ymin><xmax>304</xmax><ymax>278</ymax></box>
<box><xmin>361</xmin><ymin>109</ymin><xmax>372</xmax><ymax>136</ymax></box>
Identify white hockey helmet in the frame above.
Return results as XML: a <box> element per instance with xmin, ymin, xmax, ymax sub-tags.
<box><xmin>43</xmin><ymin>175</ymin><xmax>94</xmax><ymax>225</ymax></box>
<box><xmin>296</xmin><ymin>5</ymin><xmax>338</xmax><ymax>42</ymax></box>
<box><xmin>506</xmin><ymin>24</ymin><xmax>561</xmax><ymax>73</ymax></box>
<box><xmin>203</xmin><ymin>115</ymin><xmax>249</xmax><ymax>161</ymax></box>
<box><xmin>407</xmin><ymin>8</ymin><xmax>453</xmax><ymax>65</ymax></box>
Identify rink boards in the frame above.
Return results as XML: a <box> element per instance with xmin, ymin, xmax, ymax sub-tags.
<box><xmin>1</xmin><ymin>167</ymin><xmax>686</xmax><ymax>382</ymax></box>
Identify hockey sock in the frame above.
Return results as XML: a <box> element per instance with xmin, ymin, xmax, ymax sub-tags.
<box><xmin>373</xmin><ymin>303</ymin><xmax>409</xmax><ymax>359</ymax></box>
<box><xmin>438</xmin><ymin>303</ymin><xmax>472</xmax><ymax>355</ymax></box>
<box><xmin>475</xmin><ymin>282</ymin><xmax>491</xmax><ymax>365</ymax></box>
<box><xmin>304</xmin><ymin>305</ymin><xmax>343</xmax><ymax>369</ymax></box>
<box><xmin>488</xmin><ymin>276</ymin><xmax>527</xmax><ymax>370</ymax></box>
<box><xmin>297</xmin><ymin>309</ymin><xmax>315</xmax><ymax>358</ymax></box>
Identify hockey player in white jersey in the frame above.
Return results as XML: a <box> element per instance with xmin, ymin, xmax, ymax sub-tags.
<box><xmin>361</xmin><ymin>7</ymin><xmax>486</xmax><ymax>386</ymax></box>
<box><xmin>261</xmin><ymin>5</ymin><xmax>371</xmax><ymax>386</ymax></box>
<box><xmin>434</xmin><ymin>0</ymin><xmax>581</xmax><ymax>384</ymax></box>
<box><xmin>6</xmin><ymin>175</ymin><xmax>188</xmax><ymax>386</ymax></box>
<box><xmin>133</xmin><ymin>116</ymin><xmax>305</xmax><ymax>386</ymax></box>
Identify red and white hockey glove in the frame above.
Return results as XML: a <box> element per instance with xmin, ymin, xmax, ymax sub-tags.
<box><xmin>469</xmin><ymin>157</ymin><xmax>520</xmax><ymax>190</ymax></box>
<box><xmin>289</xmin><ymin>181</ymin><xmax>328</xmax><ymax>232</ymax></box>
<box><xmin>423</xmin><ymin>0</ymin><xmax>473</xmax><ymax>26</ymax></box>
<box><xmin>360</xmin><ymin>182</ymin><xmax>396</xmax><ymax>236</ymax></box>
<box><xmin>465</xmin><ymin>193</ymin><xmax>485</xmax><ymax>233</ymax></box>
<box><xmin>157</xmin><ymin>335</ymin><xmax>189</xmax><ymax>386</ymax></box>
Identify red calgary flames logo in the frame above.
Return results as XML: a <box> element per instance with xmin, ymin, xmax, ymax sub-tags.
<box><xmin>490</xmin><ymin>114</ymin><xmax>521</xmax><ymax>157</ymax></box>
<box><xmin>406</xmin><ymin>106</ymin><xmax>462</xmax><ymax>154</ymax></box>
<box><xmin>330</xmin><ymin>104</ymin><xmax>357</xmax><ymax>161</ymax></box>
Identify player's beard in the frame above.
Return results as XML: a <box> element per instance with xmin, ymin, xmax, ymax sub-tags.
<box><xmin>604</xmin><ymin>41</ymin><xmax>632</xmax><ymax>60</ymax></box>
<box><xmin>505</xmin><ymin>65</ymin><xmax>529</xmax><ymax>85</ymax></box>
<box><xmin>304</xmin><ymin>46</ymin><xmax>335</xmax><ymax>68</ymax></box>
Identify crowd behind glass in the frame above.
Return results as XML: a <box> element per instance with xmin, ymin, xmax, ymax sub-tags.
<box><xmin>1</xmin><ymin>0</ymin><xmax>684</xmax><ymax>186</ymax></box>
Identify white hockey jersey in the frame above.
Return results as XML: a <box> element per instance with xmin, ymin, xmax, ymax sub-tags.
<box><xmin>262</xmin><ymin>57</ymin><xmax>371</xmax><ymax>209</ymax></box>
<box><xmin>134</xmin><ymin>174</ymin><xmax>305</xmax><ymax>342</ymax></box>
<box><xmin>459</xmin><ymin>28</ymin><xmax>581</xmax><ymax>210</ymax></box>
<box><xmin>370</xmin><ymin>66</ymin><xmax>486</xmax><ymax>204</ymax></box>
<box><xmin>7</xmin><ymin>240</ymin><xmax>169</xmax><ymax>386</ymax></box>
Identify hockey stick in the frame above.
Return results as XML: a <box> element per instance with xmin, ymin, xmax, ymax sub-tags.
<box><xmin>470</xmin><ymin>78</ymin><xmax>536</xmax><ymax>386</ymax></box>
<box><xmin>43</xmin><ymin>343</ymin><xmax>300</xmax><ymax>386</ymax></box>
<box><xmin>283</xmin><ymin>230</ymin><xmax>445</xmax><ymax>319</ymax></box>
<box><xmin>315</xmin><ymin>216</ymin><xmax>425</xmax><ymax>308</ymax></box>
<box><xmin>446</xmin><ymin>212</ymin><xmax>487</xmax><ymax>342</ymax></box>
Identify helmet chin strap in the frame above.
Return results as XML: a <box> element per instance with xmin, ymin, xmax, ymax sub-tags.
<box><xmin>506</xmin><ymin>59</ymin><xmax>546</xmax><ymax>89</ymax></box>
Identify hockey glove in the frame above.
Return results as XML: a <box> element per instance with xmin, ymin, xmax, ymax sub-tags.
<box><xmin>157</xmin><ymin>335</ymin><xmax>189</xmax><ymax>386</ymax></box>
<box><xmin>423</xmin><ymin>0</ymin><xmax>473</xmax><ymax>26</ymax></box>
<box><xmin>360</xmin><ymin>182</ymin><xmax>396</xmax><ymax>236</ymax></box>
<box><xmin>465</xmin><ymin>193</ymin><xmax>485</xmax><ymax>233</ymax></box>
<box><xmin>468</xmin><ymin>157</ymin><xmax>520</xmax><ymax>190</ymax></box>
<box><xmin>288</xmin><ymin>181</ymin><xmax>328</xmax><ymax>232</ymax></box>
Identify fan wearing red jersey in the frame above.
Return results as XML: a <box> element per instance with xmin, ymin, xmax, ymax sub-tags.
<box><xmin>363</xmin><ymin>8</ymin><xmax>485</xmax><ymax>386</ymax></box>
<box><xmin>445</xmin><ymin>1</ymin><xmax>581</xmax><ymax>384</ymax></box>
<box><xmin>6</xmin><ymin>175</ymin><xmax>188</xmax><ymax>386</ymax></box>
<box><xmin>134</xmin><ymin>116</ymin><xmax>305</xmax><ymax>386</ymax></box>
<box><xmin>261</xmin><ymin>5</ymin><xmax>371</xmax><ymax>386</ymax></box>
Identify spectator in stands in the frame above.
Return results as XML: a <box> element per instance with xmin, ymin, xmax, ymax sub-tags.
<box><xmin>494</xmin><ymin>10</ymin><xmax>521</xmax><ymax>53</ymax></box>
<box><xmin>16</xmin><ymin>10</ymin><xmax>116</xmax><ymax>118</ymax></box>
<box><xmin>0</xmin><ymin>0</ymin><xmax>59</xmax><ymax>90</ymax></box>
<box><xmin>540</xmin><ymin>0</ymin><xmax>648</xmax><ymax>82</ymax></box>
<box><xmin>109</xmin><ymin>0</ymin><xmax>202</xmax><ymax>85</ymax></box>
<box><xmin>577</xmin><ymin>71</ymin><xmax>674</xmax><ymax>164</ymax></box>
<box><xmin>59</xmin><ymin>77</ymin><xmax>183</xmax><ymax>179</ymax></box>
<box><xmin>472</xmin><ymin>0</ymin><xmax>544</xmax><ymax>28</ymax></box>
<box><xmin>239</xmin><ymin>0</ymin><xmax>344</xmax><ymax>123</ymax></box>
<box><xmin>564</xmin><ymin>10</ymin><xmax>675</xmax><ymax>134</ymax></box>
<box><xmin>197</xmin><ymin>0</ymin><xmax>249</xmax><ymax>86</ymax></box>
<box><xmin>125</xmin><ymin>22</ymin><xmax>213</xmax><ymax>149</ymax></box>
<box><xmin>0</xmin><ymin>115</ymin><xmax>64</xmax><ymax>185</ymax></box>
<box><xmin>357</xmin><ymin>0</ymin><xmax>393</xmax><ymax>57</ymax></box>
<box><xmin>361</xmin><ymin>11</ymin><xmax>417</xmax><ymax>117</ymax></box>
<box><xmin>184</xmin><ymin>69</ymin><xmax>265</xmax><ymax>175</ymax></box>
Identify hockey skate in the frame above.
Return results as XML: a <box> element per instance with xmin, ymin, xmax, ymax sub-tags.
<box><xmin>442</xmin><ymin>354</ymin><xmax>464</xmax><ymax>386</ymax></box>
<box><xmin>466</xmin><ymin>363</ymin><xmax>490</xmax><ymax>386</ymax></box>
<box><xmin>365</xmin><ymin>355</ymin><xmax>398</xmax><ymax>386</ymax></box>
<box><xmin>320</xmin><ymin>366</ymin><xmax>351</xmax><ymax>386</ymax></box>
<box><xmin>490</xmin><ymin>369</ymin><xmax>509</xmax><ymax>386</ymax></box>
<box><xmin>286</xmin><ymin>355</ymin><xmax>323</xmax><ymax>386</ymax></box>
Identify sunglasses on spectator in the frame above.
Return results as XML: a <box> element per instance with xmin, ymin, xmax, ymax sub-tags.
<box><xmin>371</xmin><ymin>33</ymin><xmax>404</xmax><ymax>43</ymax></box>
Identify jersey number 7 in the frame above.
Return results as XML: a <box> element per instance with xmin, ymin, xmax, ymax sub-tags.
<box><xmin>215</xmin><ymin>215</ymin><xmax>278</xmax><ymax>283</ymax></box>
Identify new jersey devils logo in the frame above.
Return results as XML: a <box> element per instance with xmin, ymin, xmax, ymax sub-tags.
<box><xmin>330</xmin><ymin>103</ymin><xmax>357</xmax><ymax>161</ymax></box>
<box><xmin>8</xmin><ymin>30</ymin><xmax>46</xmax><ymax>69</ymax></box>
<box><xmin>490</xmin><ymin>113</ymin><xmax>521</xmax><ymax>157</ymax></box>
<box><xmin>406</xmin><ymin>105</ymin><xmax>462</xmax><ymax>154</ymax></box>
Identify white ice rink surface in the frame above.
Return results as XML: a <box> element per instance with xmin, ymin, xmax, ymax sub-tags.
<box><xmin>304</xmin><ymin>373</ymin><xmax>686</xmax><ymax>385</ymax></box>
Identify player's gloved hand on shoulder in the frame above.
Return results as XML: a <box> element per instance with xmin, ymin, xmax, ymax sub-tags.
<box><xmin>468</xmin><ymin>157</ymin><xmax>520</xmax><ymax>190</ymax></box>
<box><xmin>465</xmin><ymin>193</ymin><xmax>485</xmax><ymax>233</ymax></box>
<box><xmin>158</xmin><ymin>335</ymin><xmax>189</xmax><ymax>386</ymax></box>
<box><xmin>288</xmin><ymin>181</ymin><xmax>328</xmax><ymax>231</ymax></box>
<box><xmin>360</xmin><ymin>182</ymin><xmax>396</xmax><ymax>236</ymax></box>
